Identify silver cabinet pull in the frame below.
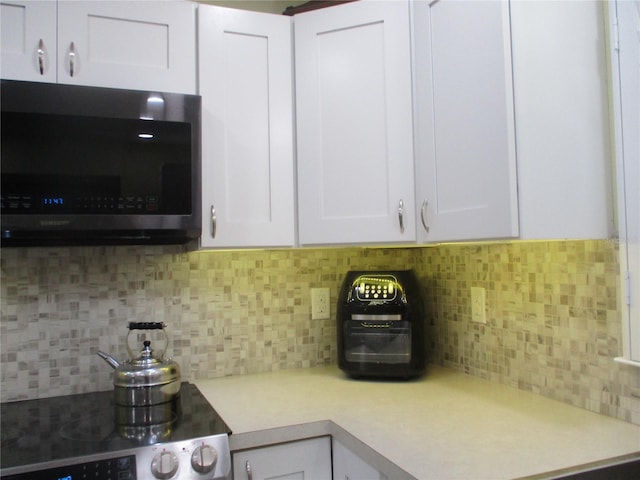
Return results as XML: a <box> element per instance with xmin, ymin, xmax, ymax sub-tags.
<box><xmin>245</xmin><ymin>460</ymin><xmax>253</xmax><ymax>480</ymax></box>
<box><xmin>68</xmin><ymin>42</ymin><xmax>76</xmax><ymax>77</ymax></box>
<box><xmin>398</xmin><ymin>199</ymin><xmax>405</xmax><ymax>234</ymax></box>
<box><xmin>210</xmin><ymin>205</ymin><xmax>217</xmax><ymax>239</ymax></box>
<box><xmin>37</xmin><ymin>39</ymin><xmax>46</xmax><ymax>75</ymax></box>
<box><xmin>420</xmin><ymin>200</ymin><xmax>430</xmax><ymax>233</ymax></box>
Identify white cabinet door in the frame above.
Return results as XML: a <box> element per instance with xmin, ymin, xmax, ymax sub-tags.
<box><xmin>295</xmin><ymin>0</ymin><xmax>416</xmax><ymax>245</ymax></box>
<box><xmin>610</xmin><ymin>0</ymin><xmax>640</xmax><ymax>363</ymax></box>
<box><xmin>199</xmin><ymin>5</ymin><xmax>295</xmax><ymax>248</ymax></box>
<box><xmin>332</xmin><ymin>439</ymin><xmax>389</xmax><ymax>480</ymax></box>
<box><xmin>232</xmin><ymin>437</ymin><xmax>331</xmax><ymax>480</ymax></box>
<box><xmin>56</xmin><ymin>1</ymin><xmax>196</xmax><ymax>93</ymax></box>
<box><xmin>413</xmin><ymin>0</ymin><xmax>518</xmax><ymax>243</ymax></box>
<box><xmin>1</xmin><ymin>0</ymin><xmax>57</xmax><ymax>82</ymax></box>
<box><xmin>511</xmin><ymin>0</ymin><xmax>612</xmax><ymax>239</ymax></box>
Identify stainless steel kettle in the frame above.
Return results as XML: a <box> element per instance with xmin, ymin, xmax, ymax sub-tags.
<box><xmin>98</xmin><ymin>322</ymin><xmax>181</xmax><ymax>406</ymax></box>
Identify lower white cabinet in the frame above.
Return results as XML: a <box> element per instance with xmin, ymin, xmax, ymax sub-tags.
<box><xmin>232</xmin><ymin>437</ymin><xmax>331</xmax><ymax>480</ymax></box>
<box><xmin>332</xmin><ymin>439</ymin><xmax>389</xmax><ymax>480</ymax></box>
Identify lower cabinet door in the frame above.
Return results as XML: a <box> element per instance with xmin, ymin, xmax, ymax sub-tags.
<box><xmin>332</xmin><ymin>439</ymin><xmax>389</xmax><ymax>480</ymax></box>
<box><xmin>232</xmin><ymin>437</ymin><xmax>331</xmax><ymax>480</ymax></box>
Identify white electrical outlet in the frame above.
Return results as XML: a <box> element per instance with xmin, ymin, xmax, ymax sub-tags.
<box><xmin>471</xmin><ymin>287</ymin><xmax>486</xmax><ymax>323</ymax></box>
<box><xmin>311</xmin><ymin>287</ymin><xmax>330</xmax><ymax>320</ymax></box>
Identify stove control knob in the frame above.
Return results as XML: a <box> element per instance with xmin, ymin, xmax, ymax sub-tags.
<box><xmin>151</xmin><ymin>449</ymin><xmax>179</xmax><ymax>479</ymax></box>
<box><xmin>191</xmin><ymin>444</ymin><xmax>218</xmax><ymax>474</ymax></box>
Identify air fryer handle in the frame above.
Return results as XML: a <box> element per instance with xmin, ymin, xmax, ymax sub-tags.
<box><xmin>128</xmin><ymin>322</ymin><xmax>165</xmax><ymax>330</ymax></box>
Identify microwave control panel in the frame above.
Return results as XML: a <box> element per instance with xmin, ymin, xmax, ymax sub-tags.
<box><xmin>1</xmin><ymin>193</ymin><xmax>159</xmax><ymax>214</ymax></box>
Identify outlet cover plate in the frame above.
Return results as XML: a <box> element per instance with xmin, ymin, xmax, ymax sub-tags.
<box><xmin>311</xmin><ymin>287</ymin><xmax>330</xmax><ymax>320</ymax></box>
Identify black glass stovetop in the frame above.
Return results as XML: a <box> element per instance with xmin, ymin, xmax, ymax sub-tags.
<box><xmin>0</xmin><ymin>383</ymin><xmax>231</xmax><ymax>471</ymax></box>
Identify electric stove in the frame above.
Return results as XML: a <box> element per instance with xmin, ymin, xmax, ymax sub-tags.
<box><xmin>0</xmin><ymin>383</ymin><xmax>231</xmax><ymax>479</ymax></box>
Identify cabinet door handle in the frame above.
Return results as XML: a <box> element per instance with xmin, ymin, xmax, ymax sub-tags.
<box><xmin>210</xmin><ymin>205</ymin><xmax>217</xmax><ymax>239</ymax></box>
<box><xmin>37</xmin><ymin>39</ymin><xmax>46</xmax><ymax>75</ymax></box>
<box><xmin>398</xmin><ymin>199</ymin><xmax>405</xmax><ymax>234</ymax></box>
<box><xmin>420</xmin><ymin>200</ymin><xmax>430</xmax><ymax>233</ymax></box>
<box><xmin>245</xmin><ymin>460</ymin><xmax>253</xmax><ymax>480</ymax></box>
<box><xmin>68</xmin><ymin>42</ymin><xmax>76</xmax><ymax>77</ymax></box>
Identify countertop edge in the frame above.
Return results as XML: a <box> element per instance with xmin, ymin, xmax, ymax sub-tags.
<box><xmin>228</xmin><ymin>420</ymin><xmax>332</xmax><ymax>451</ymax></box>
<box><xmin>513</xmin><ymin>451</ymin><xmax>640</xmax><ymax>480</ymax></box>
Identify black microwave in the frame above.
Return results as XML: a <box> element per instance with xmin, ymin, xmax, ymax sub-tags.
<box><xmin>1</xmin><ymin>80</ymin><xmax>201</xmax><ymax>246</ymax></box>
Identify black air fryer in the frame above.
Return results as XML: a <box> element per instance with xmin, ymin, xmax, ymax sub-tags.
<box><xmin>337</xmin><ymin>270</ymin><xmax>426</xmax><ymax>379</ymax></box>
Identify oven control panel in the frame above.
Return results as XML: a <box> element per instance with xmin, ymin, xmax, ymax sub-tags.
<box><xmin>0</xmin><ymin>434</ymin><xmax>231</xmax><ymax>480</ymax></box>
<box><xmin>0</xmin><ymin>454</ymin><xmax>137</xmax><ymax>480</ymax></box>
<box><xmin>354</xmin><ymin>275</ymin><xmax>399</xmax><ymax>302</ymax></box>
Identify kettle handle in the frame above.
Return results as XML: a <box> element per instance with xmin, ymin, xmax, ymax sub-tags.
<box><xmin>128</xmin><ymin>322</ymin><xmax>165</xmax><ymax>330</ymax></box>
<box><xmin>126</xmin><ymin>322</ymin><xmax>169</xmax><ymax>360</ymax></box>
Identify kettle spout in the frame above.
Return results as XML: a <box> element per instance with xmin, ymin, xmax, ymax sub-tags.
<box><xmin>97</xmin><ymin>351</ymin><xmax>120</xmax><ymax>369</ymax></box>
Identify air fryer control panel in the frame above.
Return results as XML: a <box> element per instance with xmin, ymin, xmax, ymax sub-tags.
<box><xmin>354</xmin><ymin>275</ymin><xmax>398</xmax><ymax>301</ymax></box>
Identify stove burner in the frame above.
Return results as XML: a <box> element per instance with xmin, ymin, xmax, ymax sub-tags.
<box><xmin>117</xmin><ymin>418</ymin><xmax>176</xmax><ymax>445</ymax></box>
<box><xmin>58</xmin><ymin>403</ymin><xmax>181</xmax><ymax>445</ymax></box>
<box><xmin>59</xmin><ymin>409</ymin><xmax>117</xmax><ymax>442</ymax></box>
<box><xmin>0</xmin><ymin>426</ymin><xmax>24</xmax><ymax>450</ymax></box>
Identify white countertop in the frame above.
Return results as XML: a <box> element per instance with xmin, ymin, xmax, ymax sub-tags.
<box><xmin>195</xmin><ymin>365</ymin><xmax>640</xmax><ymax>479</ymax></box>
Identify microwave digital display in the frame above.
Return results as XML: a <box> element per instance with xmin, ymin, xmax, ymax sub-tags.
<box><xmin>42</xmin><ymin>197</ymin><xmax>65</xmax><ymax>207</ymax></box>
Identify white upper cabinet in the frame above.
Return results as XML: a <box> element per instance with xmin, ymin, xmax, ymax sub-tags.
<box><xmin>57</xmin><ymin>1</ymin><xmax>196</xmax><ymax>93</ymax></box>
<box><xmin>198</xmin><ymin>5</ymin><xmax>295</xmax><ymax>248</ymax></box>
<box><xmin>413</xmin><ymin>0</ymin><xmax>519</xmax><ymax>243</ymax></box>
<box><xmin>1</xmin><ymin>0</ymin><xmax>196</xmax><ymax>94</ymax></box>
<box><xmin>510</xmin><ymin>0</ymin><xmax>613</xmax><ymax>239</ymax></box>
<box><xmin>295</xmin><ymin>0</ymin><xmax>416</xmax><ymax>245</ymax></box>
<box><xmin>414</xmin><ymin>0</ymin><xmax>612</xmax><ymax>243</ymax></box>
<box><xmin>609</xmin><ymin>0</ymin><xmax>640</xmax><ymax>364</ymax></box>
<box><xmin>1</xmin><ymin>1</ymin><xmax>57</xmax><ymax>82</ymax></box>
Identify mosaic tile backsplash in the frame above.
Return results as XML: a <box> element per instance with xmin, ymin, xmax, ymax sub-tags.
<box><xmin>1</xmin><ymin>240</ymin><xmax>639</xmax><ymax>425</ymax></box>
